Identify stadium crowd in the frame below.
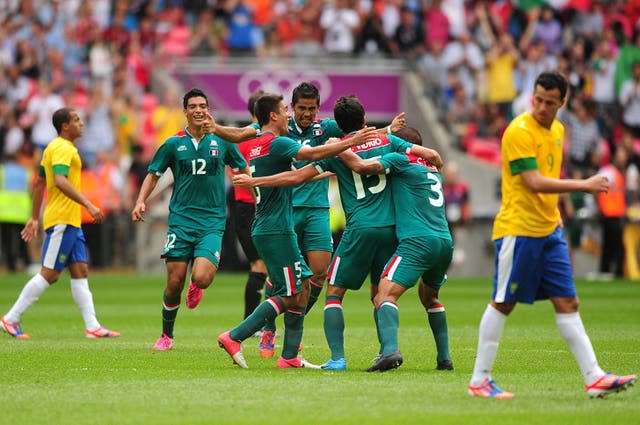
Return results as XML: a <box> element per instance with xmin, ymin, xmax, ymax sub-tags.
<box><xmin>1</xmin><ymin>0</ymin><xmax>640</xmax><ymax>274</ymax></box>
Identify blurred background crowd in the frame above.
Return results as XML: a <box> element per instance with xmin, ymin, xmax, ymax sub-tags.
<box><xmin>1</xmin><ymin>0</ymin><xmax>640</xmax><ymax>278</ymax></box>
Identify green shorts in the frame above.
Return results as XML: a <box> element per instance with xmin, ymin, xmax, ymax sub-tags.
<box><xmin>382</xmin><ymin>236</ymin><xmax>453</xmax><ymax>289</ymax></box>
<box><xmin>293</xmin><ymin>207</ymin><xmax>333</xmax><ymax>253</ymax></box>
<box><xmin>162</xmin><ymin>226</ymin><xmax>223</xmax><ymax>266</ymax></box>
<box><xmin>327</xmin><ymin>226</ymin><xmax>398</xmax><ymax>290</ymax></box>
<box><xmin>253</xmin><ymin>233</ymin><xmax>313</xmax><ymax>297</ymax></box>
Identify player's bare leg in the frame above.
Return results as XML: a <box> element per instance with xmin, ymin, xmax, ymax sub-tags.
<box><xmin>305</xmin><ymin>250</ymin><xmax>331</xmax><ymax>312</ymax></box>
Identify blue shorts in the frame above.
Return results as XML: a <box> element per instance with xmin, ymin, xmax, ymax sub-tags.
<box><xmin>493</xmin><ymin>227</ymin><xmax>576</xmax><ymax>304</ymax></box>
<box><xmin>41</xmin><ymin>224</ymin><xmax>88</xmax><ymax>271</ymax></box>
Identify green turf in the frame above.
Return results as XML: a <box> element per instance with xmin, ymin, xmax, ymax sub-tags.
<box><xmin>0</xmin><ymin>273</ymin><xmax>638</xmax><ymax>425</ymax></box>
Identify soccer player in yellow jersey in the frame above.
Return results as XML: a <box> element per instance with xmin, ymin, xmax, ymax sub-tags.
<box><xmin>1</xmin><ymin>108</ymin><xmax>119</xmax><ymax>339</ymax></box>
<box><xmin>468</xmin><ymin>72</ymin><xmax>636</xmax><ymax>398</ymax></box>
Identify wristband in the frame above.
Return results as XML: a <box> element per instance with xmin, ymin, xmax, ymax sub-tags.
<box><xmin>386</xmin><ymin>125</ymin><xmax>391</xmax><ymax>134</ymax></box>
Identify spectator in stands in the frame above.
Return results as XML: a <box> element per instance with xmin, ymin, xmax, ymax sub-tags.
<box><xmin>24</xmin><ymin>79</ymin><xmax>64</xmax><ymax>152</ymax></box>
<box><xmin>443</xmin><ymin>161</ymin><xmax>470</xmax><ymax>266</ymax></box>
<box><xmin>320</xmin><ymin>0</ymin><xmax>360</xmax><ymax>56</ymax></box>
<box><xmin>190</xmin><ymin>9</ymin><xmax>223</xmax><ymax>57</ymax></box>
<box><xmin>619</xmin><ymin>61</ymin><xmax>640</xmax><ymax>138</ymax></box>
<box><xmin>417</xmin><ymin>40</ymin><xmax>448</xmax><ymax>107</ymax></box>
<box><xmin>563</xmin><ymin>96</ymin><xmax>602</xmax><ymax>176</ymax></box>
<box><xmin>356</xmin><ymin>7</ymin><xmax>392</xmax><ymax>57</ymax></box>
<box><xmin>79</xmin><ymin>83</ymin><xmax>115</xmax><ymax>169</ymax></box>
<box><xmin>226</xmin><ymin>0</ymin><xmax>261</xmax><ymax>56</ymax></box>
<box><xmin>152</xmin><ymin>89</ymin><xmax>185</xmax><ymax>148</ymax></box>
<box><xmin>441</xmin><ymin>30</ymin><xmax>484</xmax><ymax>103</ymax></box>
<box><xmin>389</xmin><ymin>6</ymin><xmax>424</xmax><ymax>59</ymax></box>
<box><xmin>591</xmin><ymin>38</ymin><xmax>619</xmax><ymax>143</ymax></box>
<box><xmin>423</xmin><ymin>0</ymin><xmax>449</xmax><ymax>51</ymax></box>
<box><xmin>290</xmin><ymin>24</ymin><xmax>324</xmax><ymax>58</ymax></box>
<box><xmin>484</xmin><ymin>31</ymin><xmax>519</xmax><ymax>119</ymax></box>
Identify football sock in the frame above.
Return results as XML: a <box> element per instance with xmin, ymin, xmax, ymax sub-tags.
<box><xmin>373</xmin><ymin>301</ymin><xmax>382</xmax><ymax>354</ymax></box>
<box><xmin>231</xmin><ymin>296</ymin><xmax>285</xmax><ymax>341</ymax></box>
<box><xmin>5</xmin><ymin>273</ymin><xmax>49</xmax><ymax>323</ymax></box>
<box><xmin>305</xmin><ymin>280</ymin><xmax>324</xmax><ymax>313</ymax></box>
<box><xmin>282</xmin><ymin>305</ymin><xmax>305</xmax><ymax>359</ymax></box>
<box><xmin>427</xmin><ymin>304</ymin><xmax>451</xmax><ymax>362</ymax></box>
<box><xmin>244</xmin><ymin>272</ymin><xmax>266</xmax><ymax>318</ymax></box>
<box><xmin>71</xmin><ymin>278</ymin><xmax>100</xmax><ymax>331</ymax></box>
<box><xmin>161</xmin><ymin>293</ymin><xmax>180</xmax><ymax>338</ymax></box>
<box><xmin>470</xmin><ymin>304</ymin><xmax>507</xmax><ymax>386</ymax></box>
<box><xmin>377</xmin><ymin>301</ymin><xmax>399</xmax><ymax>356</ymax></box>
<box><xmin>555</xmin><ymin>312</ymin><xmax>606</xmax><ymax>385</ymax></box>
<box><xmin>323</xmin><ymin>296</ymin><xmax>345</xmax><ymax>360</ymax></box>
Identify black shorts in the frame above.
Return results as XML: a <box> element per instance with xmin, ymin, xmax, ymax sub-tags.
<box><xmin>232</xmin><ymin>201</ymin><xmax>261</xmax><ymax>263</ymax></box>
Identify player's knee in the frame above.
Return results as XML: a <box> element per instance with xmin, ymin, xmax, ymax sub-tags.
<box><xmin>190</xmin><ymin>273</ymin><xmax>214</xmax><ymax>289</ymax></box>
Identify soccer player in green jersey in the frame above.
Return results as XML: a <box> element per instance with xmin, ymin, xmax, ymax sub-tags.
<box><xmin>338</xmin><ymin>128</ymin><xmax>453</xmax><ymax>372</ymax></box>
<box><xmin>233</xmin><ymin>97</ymin><xmax>444</xmax><ymax>371</ymax></box>
<box><xmin>467</xmin><ymin>72</ymin><xmax>636</xmax><ymax>399</ymax></box>
<box><xmin>131</xmin><ymin>88</ymin><xmax>248</xmax><ymax>351</ymax></box>
<box><xmin>217</xmin><ymin>93</ymin><xmax>377</xmax><ymax>369</ymax></box>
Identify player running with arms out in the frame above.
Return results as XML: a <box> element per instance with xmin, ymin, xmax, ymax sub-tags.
<box><xmin>467</xmin><ymin>71</ymin><xmax>636</xmax><ymax>398</ymax></box>
<box><xmin>131</xmin><ymin>88</ymin><xmax>248</xmax><ymax>351</ymax></box>
<box><xmin>234</xmin><ymin>98</ymin><xmax>443</xmax><ymax>371</ymax></box>
<box><xmin>217</xmin><ymin>93</ymin><xmax>378</xmax><ymax>369</ymax></box>
<box><xmin>1</xmin><ymin>108</ymin><xmax>119</xmax><ymax>339</ymax></box>
<box><xmin>338</xmin><ymin>127</ymin><xmax>452</xmax><ymax>372</ymax></box>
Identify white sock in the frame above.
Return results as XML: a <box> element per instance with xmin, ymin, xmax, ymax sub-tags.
<box><xmin>556</xmin><ymin>312</ymin><xmax>605</xmax><ymax>385</ymax></box>
<box><xmin>5</xmin><ymin>273</ymin><xmax>50</xmax><ymax>322</ymax></box>
<box><xmin>470</xmin><ymin>304</ymin><xmax>507</xmax><ymax>386</ymax></box>
<box><xmin>70</xmin><ymin>278</ymin><xmax>100</xmax><ymax>331</ymax></box>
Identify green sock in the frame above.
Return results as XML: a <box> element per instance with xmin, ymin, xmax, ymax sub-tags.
<box><xmin>263</xmin><ymin>285</ymin><xmax>277</xmax><ymax>332</ymax></box>
<box><xmin>162</xmin><ymin>293</ymin><xmax>181</xmax><ymax>338</ymax></box>
<box><xmin>373</xmin><ymin>302</ymin><xmax>382</xmax><ymax>354</ymax></box>
<box><xmin>427</xmin><ymin>306</ymin><xmax>451</xmax><ymax>362</ymax></box>
<box><xmin>282</xmin><ymin>305</ymin><xmax>305</xmax><ymax>359</ymax></box>
<box><xmin>231</xmin><ymin>296</ymin><xmax>285</xmax><ymax>341</ymax></box>
<box><xmin>323</xmin><ymin>296</ymin><xmax>345</xmax><ymax>360</ymax></box>
<box><xmin>377</xmin><ymin>301</ymin><xmax>399</xmax><ymax>355</ymax></box>
<box><xmin>305</xmin><ymin>281</ymin><xmax>324</xmax><ymax>313</ymax></box>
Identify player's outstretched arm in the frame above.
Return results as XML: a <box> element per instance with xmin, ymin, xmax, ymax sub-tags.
<box><xmin>21</xmin><ymin>175</ymin><xmax>46</xmax><ymax>242</ymax></box>
<box><xmin>204</xmin><ymin>111</ymin><xmax>258</xmax><ymax>143</ymax></box>
<box><xmin>378</xmin><ymin>111</ymin><xmax>406</xmax><ymax>135</ymax></box>
<box><xmin>296</xmin><ymin>127</ymin><xmax>378</xmax><ymax>161</ymax></box>
<box><xmin>520</xmin><ymin>170</ymin><xmax>610</xmax><ymax>194</ymax></box>
<box><xmin>234</xmin><ymin>164</ymin><xmax>320</xmax><ymax>188</ymax></box>
<box><xmin>338</xmin><ymin>149</ymin><xmax>385</xmax><ymax>175</ymax></box>
<box><xmin>409</xmin><ymin>145</ymin><xmax>443</xmax><ymax>170</ymax></box>
<box><xmin>54</xmin><ymin>174</ymin><xmax>104</xmax><ymax>223</ymax></box>
<box><xmin>132</xmin><ymin>173</ymin><xmax>160</xmax><ymax>222</ymax></box>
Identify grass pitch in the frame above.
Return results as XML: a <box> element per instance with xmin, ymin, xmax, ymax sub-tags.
<box><xmin>0</xmin><ymin>273</ymin><xmax>638</xmax><ymax>425</ymax></box>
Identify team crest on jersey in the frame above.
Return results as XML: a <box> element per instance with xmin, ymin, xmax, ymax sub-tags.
<box><xmin>210</xmin><ymin>140</ymin><xmax>218</xmax><ymax>147</ymax></box>
<box><xmin>177</xmin><ymin>145</ymin><xmax>187</xmax><ymax>152</ymax></box>
<box><xmin>209</xmin><ymin>148</ymin><xmax>219</xmax><ymax>157</ymax></box>
<box><xmin>313</xmin><ymin>129</ymin><xmax>322</xmax><ymax>136</ymax></box>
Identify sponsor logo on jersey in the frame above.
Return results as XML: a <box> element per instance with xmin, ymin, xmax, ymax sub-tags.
<box><xmin>248</xmin><ymin>134</ymin><xmax>274</xmax><ymax>159</ymax></box>
<box><xmin>214</xmin><ymin>251</ymin><xmax>220</xmax><ymax>259</ymax></box>
<box><xmin>351</xmin><ymin>136</ymin><xmax>389</xmax><ymax>152</ymax></box>
<box><xmin>177</xmin><ymin>145</ymin><xmax>187</xmax><ymax>151</ymax></box>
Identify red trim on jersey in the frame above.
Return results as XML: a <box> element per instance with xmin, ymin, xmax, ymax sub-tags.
<box><xmin>247</xmin><ymin>133</ymin><xmax>276</xmax><ymax>160</ymax></box>
<box><xmin>350</xmin><ymin>134</ymin><xmax>390</xmax><ymax>153</ymax></box>
<box><xmin>404</xmin><ymin>153</ymin><xmax>439</xmax><ymax>171</ymax></box>
<box><xmin>174</xmin><ymin>130</ymin><xmax>186</xmax><ymax>137</ymax></box>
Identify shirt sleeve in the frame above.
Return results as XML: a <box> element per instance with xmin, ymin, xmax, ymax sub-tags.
<box><xmin>387</xmin><ymin>134</ymin><xmax>412</xmax><ymax>153</ymax></box>
<box><xmin>378</xmin><ymin>152</ymin><xmax>407</xmax><ymax>175</ymax></box>
<box><xmin>148</xmin><ymin>140</ymin><xmax>173</xmax><ymax>175</ymax></box>
<box><xmin>503</xmin><ymin>125</ymin><xmax>538</xmax><ymax>175</ymax></box>
<box><xmin>224</xmin><ymin>142</ymin><xmax>247</xmax><ymax>170</ymax></box>
<box><xmin>322</xmin><ymin>119</ymin><xmax>345</xmax><ymax>139</ymax></box>
<box><xmin>51</xmin><ymin>144</ymin><xmax>74</xmax><ymax>176</ymax></box>
<box><xmin>314</xmin><ymin>157</ymin><xmax>336</xmax><ymax>173</ymax></box>
<box><xmin>272</xmin><ymin>136</ymin><xmax>303</xmax><ymax>160</ymax></box>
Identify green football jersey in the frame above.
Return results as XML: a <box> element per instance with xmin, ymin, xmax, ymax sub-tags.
<box><xmin>288</xmin><ymin>117</ymin><xmax>344</xmax><ymax>208</ymax></box>
<box><xmin>148</xmin><ymin>128</ymin><xmax>246</xmax><ymax>231</ymax></box>
<box><xmin>315</xmin><ymin>134</ymin><xmax>411</xmax><ymax>230</ymax></box>
<box><xmin>378</xmin><ymin>152</ymin><xmax>452</xmax><ymax>241</ymax></box>
<box><xmin>245</xmin><ymin>132</ymin><xmax>303</xmax><ymax>235</ymax></box>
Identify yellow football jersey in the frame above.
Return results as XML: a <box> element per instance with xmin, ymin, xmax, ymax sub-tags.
<box><xmin>41</xmin><ymin>137</ymin><xmax>82</xmax><ymax>229</ymax></box>
<box><xmin>492</xmin><ymin>112</ymin><xmax>564</xmax><ymax>240</ymax></box>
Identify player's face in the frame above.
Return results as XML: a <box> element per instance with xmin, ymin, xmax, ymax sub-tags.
<box><xmin>184</xmin><ymin>96</ymin><xmax>209</xmax><ymax>128</ymax></box>
<box><xmin>275</xmin><ymin>101</ymin><xmax>290</xmax><ymax>134</ymax></box>
<box><xmin>531</xmin><ymin>85</ymin><xmax>564</xmax><ymax>129</ymax></box>
<box><xmin>292</xmin><ymin>97</ymin><xmax>319</xmax><ymax>130</ymax></box>
<box><xmin>66</xmin><ymin>110</ymin><xmax>84</xmax><ymax>140</ymax></box>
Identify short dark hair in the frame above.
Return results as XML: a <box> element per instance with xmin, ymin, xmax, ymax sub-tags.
<box><xmin>52</xmin><ymin>107</ymin><xmax>74</xmax><ymax>134</ymax></box>
<box><xmin>183</xmin><ymin>88</ymin><xmax>208</xmax><ymax>109</ymax></box>
<box><xmin>392</xmin><ymin>127</ymin><xmax>422</xmax><ymax>146</ymax></box>
<box><xmin>291</xmin><ymin>82</ymin><xmax>319</xmax><ymax>106</ymax></box>
<box><xmin>255</xmin><ymin>93</ymin><xmax>284</xmax><ymax>126</ymax></box>
<box><xmin>333</xmin><ymin>95</ymin><xmax>365</xmax><ymax>133</ymax></box>
<box><xmin>247</xmin><ymin>90</ymin><xmax>265</xmax><ymax>116</ymax></box>
<box><xmin>534</xmin><ymin>71</ymin><xmax>568</xmax><ymax>100</ymax></box>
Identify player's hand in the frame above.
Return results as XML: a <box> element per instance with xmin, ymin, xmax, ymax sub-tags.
<box><xmin>585</xmin><ymin>174</ymin><xmax>609</xmax><ymax>193</ymax></box>
<box><xmin>20</xmin><ymin>218</ymin><xmax>39</xmax><ymax>242</ymax></box>
<box><xmin>390</xmin><ymin>112</ymin><xmax>406</xmax><ymax>133</ymax></box>
<box><xmin>202</xmin><ymin>111</ymin><xmax>216</xmax><ymax>134</ymax></box>
<box><xmin>87</xmin><ymin>204</ymin><xmax>104</xmax><ymax>224</ymax></box>
<box><xmin>132</xmin><ymin>202</ymin><xmax>146</xmax><ymax>222</ymax></box>
<box><xmin>348</xmin><ymin>126</ymin><xmax>378</xmax><ymax>146</ymax></box>
<box><xmin>233</xmin><ymin>174</ymin><xmax>254</xmax><ymax>188</ymax></box>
